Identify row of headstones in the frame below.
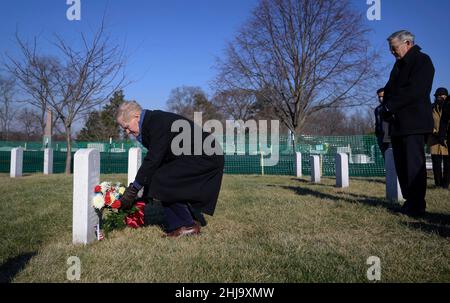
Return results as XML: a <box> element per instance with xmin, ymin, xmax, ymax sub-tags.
<box><xmin>10</xmin><ymin>147</ymin><xmax>54</xmax><ymax>177</ymax></box>
<box><xmin>8</xmin><ymin>147</ymin><xmax>140</xmax><ymax>180</ymax></box>
<box><xmin>295</xmin><ymin>149</ymin><xmax>403</xmax><ymax>201</ymax></box>
<box><xmin>71</xmin><ymin>147</ymin><xmax>403</xmax><ymax>245</ymax></box>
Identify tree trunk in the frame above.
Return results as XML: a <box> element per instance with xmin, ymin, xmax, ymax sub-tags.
<box><xmin>65</xmin><ymin>125</ymin><xmax>72</xmax><ymax>175</ymax></box>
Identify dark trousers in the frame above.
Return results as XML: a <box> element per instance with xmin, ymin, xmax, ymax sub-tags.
<box><xmin>377</xmin><ymin>140</ymin><xmax>390</xmax><ymax>159</ymax></box>
<box><xmin>162</xmin><ymin>202</ymin><xmax>194</xmax><ymax>232</ymax></box>
<box><xmin>391</xmin><ymin>134</ymin><xmax>427</xmax><ymax>210</ymax></box>
<box><xmin>431</xmin><ymin>155</ymin><xmax>449</xmax><ymax>188</ymax></box>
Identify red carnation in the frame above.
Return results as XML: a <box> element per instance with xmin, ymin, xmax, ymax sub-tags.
<box><xmin>94</xmin><ymin>185</ymin><xmax>102</xmax><ymax>193</ymax></box>
<box><xmin>105</xmin><ymin>192</ymin><xmax>111</xmax><ymax>204</ymax></box>
<box><xmin>110</xmin><ymin>200</ymin><xmax>121</xmax><ymax>209</ymax></box>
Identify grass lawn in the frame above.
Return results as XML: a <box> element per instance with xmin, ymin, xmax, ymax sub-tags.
<box><xmin>0</xmin><ymin>173</ymin><xmax>449</xmax><ymax>283</ymax></box>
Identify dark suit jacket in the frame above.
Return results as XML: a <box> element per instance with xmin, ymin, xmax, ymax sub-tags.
<box><xmin>135</xmin><ymin>110</ymin><xmax>224</xmax><ymax>215</ymax></box>
<box><xmin>383</xmin><ymin>45</ymin><xmax>434</xmax><ymax>136</ymax></box>
<box><xmin>439</xmin><ymin>101</ymin><xmax>450</xmax><ymax>142</ymax></box>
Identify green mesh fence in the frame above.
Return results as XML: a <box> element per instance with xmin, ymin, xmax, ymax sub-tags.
<box><xmin>0</xmin><ymin>135</ymin><xmax>386</xmax><ymax>177</ymax></box>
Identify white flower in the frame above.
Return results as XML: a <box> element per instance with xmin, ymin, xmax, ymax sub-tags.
<box><xmin>100</xmin><ymin>182</ymin><xmax>111</xmax><ymax>194</ymax></box>
<box><xmin>92</xmin><ymin>194</ymin><xmax>105</xmax><ymax>209</ymax></box>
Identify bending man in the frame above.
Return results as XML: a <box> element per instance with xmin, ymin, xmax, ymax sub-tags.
<box><xmin>116</xmin><ymin>101</ymin><xmax>225</xmax><ymax>237</ymax></box>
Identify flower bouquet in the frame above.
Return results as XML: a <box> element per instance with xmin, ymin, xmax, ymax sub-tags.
<box><xmin>92</xmin><ymin>182</ymin><xmax>146</xmax><ymax>240</ymax></box>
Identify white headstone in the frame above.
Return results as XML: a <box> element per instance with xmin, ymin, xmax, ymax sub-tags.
<box><xmin>44</xmin><ymin>148</ymin><xmax>53</xmax><ymax>175</ymax></box>
<box><xmin>310</xmin><ymin>155</ymin><xmax>320</xmax><ymax>183</ymax></box>
<box><xmin>385</xmin><ymin>148</ymin><xmax>403</xmax><ymax>202</ymax></box>
<box><xmin>10</xmin><ymin>147</ymin><xmax>23</xmax><ymax>178</ymax></box>
<box><xmin>335</xmin><ymin>153</ymin><xmax>349</xmax><ymax>188</ymax></box>
<box><xmin>73</xmin><ymin>149</ymin><xmax>100</xmax><ymax>245</ymax></box>
<box><xmin>296</xmin><ymin>152</ymin><xmax>302</xmax><ymax>177</ymax></box>
<box><xmin>128</xmin><ymin>148</ymin><xmax>142</xmax><ymax>185</ymax></box>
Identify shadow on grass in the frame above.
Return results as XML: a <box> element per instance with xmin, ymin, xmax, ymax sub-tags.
<box><xmin>0</xmin><ymin>252</ymin><xmax>37</xmax><ymax>283</ymax></box>
<box><xmin>290</xmin><ymin>178</ymin><xmax>334</xmax><ymax>187</ymax></box>
<box><xmin>291</xmin><ymin>177</ymin><xmax>387</xmax><ymax>186</ymax></box>
<box><xmin>420</xmin><ymin>212</ymin><xmax>450</xmax><ymax>225</ymax></box>
<box><xmin>401</xmin><ymin>221</ymin><xmax>450</xmax><ymax>238</ymax></box>
<box><xmin>272</xmin><ymin>184</ymin><xmax>397</xmax><ymax>210</ymax></box>
<box><xmin>274</xmin><ymin>183</ymin><xmax>450</xmax><ymax>238</ymax></box>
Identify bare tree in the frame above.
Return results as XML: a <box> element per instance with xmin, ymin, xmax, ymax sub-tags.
<box><xmin>6</xmin><ymin>24</ymin><xmax>126</xmax><ymax>174</ymax></box>
<box><xmin>302</xmin><ymin>107</ymin><xmax>375</xmax><ymax>135</ymax></box>
<box><xmin>302</xmin><ymin>107</ymin><xmax>348</xmax><ymax>135</ymax></box>
<box><xmin>0</xmin><ymin>77</ymin><xmax>17</xmax><ymax>140</ymax></box>
<box><xmin>211</xmin><ymin>89</ymin><xmax>257</xmax><ymax>121</ymax></box>
<box><xmin>167</xmin><ymin>86</ymin><xmax>221</xmax><ymax>121</ymax></box>
<box><xmin>18</xmin><ymin>108</ymin><xmax>41</xmax><ymax>140</ymax></box>
<box><xmin>215</xmin><ymin>0</ymin><xmax>380</xmax><ymax>145</ymax></box>
<box><xmin>6</xmin><ymin>54</ymin><xmax>60</xmax><ymax>136</ymax></box>
<box><xmin>345</xmin><ymin>108</ymin><xmax>375</xmax><ymax>135</ymax></box>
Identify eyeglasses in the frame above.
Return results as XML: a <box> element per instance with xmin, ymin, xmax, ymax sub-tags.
<box><xmin>389</xmin><ymin>40</ymin><xmax>408</xmax><ymax>51</ymax></box>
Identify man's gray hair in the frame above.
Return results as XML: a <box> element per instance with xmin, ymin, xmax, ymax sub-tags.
<box><xmin>116</xmin><ymin>101</ymin><xmax>142</xmax><ymax>122</ymax></box>
<box><xmin>387</xmin><ymin>30</ymin><xmax>415</xmax><ymax>44</ymax></box>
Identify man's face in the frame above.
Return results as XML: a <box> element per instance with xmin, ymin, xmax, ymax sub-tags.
<box><xmin>436</xmin><ymin>95</ymin><xmax>447</xmax><ymax>102</ymax></box>
<box><xmin>377</xmin><ymin>91</ymin><xmax>384</xmax><ymax>103</ymax></box>
<box><xmin>389</xmin><ymin>38</ymin><xmax>412</xmax><ymax>60</ymax></box>
<box><xmin>118</xmin><ymin>112</ymin><xmax>140</xmax><ymax>138</ymax></box>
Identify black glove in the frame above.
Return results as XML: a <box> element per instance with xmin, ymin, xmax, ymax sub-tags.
<box><xmin>380</xmin><ymin>105</ymin><xmax>395</xmax><ymax>123</ymax></box>
<box><xmin>120</xmin><ymin>183</ymin><xmax>139</xmax><ymax>210</ymax></box>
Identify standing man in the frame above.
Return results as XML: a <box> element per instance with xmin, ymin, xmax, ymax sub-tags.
<box><xmin>374</xmin><ymin>88</ymin><xmax>390</xmax><ymax>158</ymax></box>
<box><xmin>116</xmin><ymin>101</ymin><xmax>225</xmax><ymax>238</ymax></box>
<box><xmin>428</xmin><ymin>88</ymin><xmax>449</xmax><ymax>188</ymax></box>
<box><xmin>381</xmin><ymin>30</ymin><xmax>435</xmax><ymax>217</ymax></box>
<box><xmin>439</xmin><ymin>89</ymin><xmax>450</xmax><ymax>189</ymax></box>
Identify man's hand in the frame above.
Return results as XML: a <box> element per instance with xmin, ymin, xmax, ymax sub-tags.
<box><xmin>439</xmin><ymin>137</ymin><xmax>448</xmax><ymax>148</ymax></box>
<box><xmin>380</xmin><ymin>105</ymin><xmax>395</xmax><ymax>123</ymax></box>
<box><xmin>120</xmin><ymin>183</ymin><xmax>139</xmax><ymax>210</ymax></box>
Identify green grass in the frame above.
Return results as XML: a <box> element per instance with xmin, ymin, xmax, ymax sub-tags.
<box><xmin>0</xmin><ymin>173</ymin><xmax>449</xmax><ymax>283</ymax></box>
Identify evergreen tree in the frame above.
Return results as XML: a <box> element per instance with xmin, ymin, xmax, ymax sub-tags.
<box><xmin>77</xmin><ymin>90</ymin><xmax>126</xmax><ymax>141</ymax></box>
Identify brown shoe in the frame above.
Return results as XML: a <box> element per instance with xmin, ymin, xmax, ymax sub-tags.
<box><xmin>162</xmin><ymin>224</ymin><xmax>201</xmax><ymax>238</ymax></box>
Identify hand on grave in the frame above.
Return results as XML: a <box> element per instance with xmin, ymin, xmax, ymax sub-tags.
<box><xmin>119</xmin><ymin>183</ymin><xmax>139</xmax><ymax>210</ymax></box>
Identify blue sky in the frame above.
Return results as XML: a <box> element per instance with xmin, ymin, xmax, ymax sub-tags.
<box><xmin>1</xmin><ymin>0</ymin><xmax>449</xmax><ymax>112</ymax></box>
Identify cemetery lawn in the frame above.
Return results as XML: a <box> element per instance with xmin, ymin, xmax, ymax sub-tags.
<box><xmin>0</xmin><ymin>173</ymin><xmax>449</xmax><ymax>283</ymax></box>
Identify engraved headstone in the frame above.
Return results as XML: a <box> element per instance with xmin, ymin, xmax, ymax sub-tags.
<box><xmin>73</xmin><ymin>149</ymin><xmax>100</xmax><ymax>244</ymax></box>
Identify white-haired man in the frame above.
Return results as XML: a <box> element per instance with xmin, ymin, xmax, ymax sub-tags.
<box><xmin>381</xmin><ymin>30</ymin><xmax>435</xmax><ymax>217</ymax></box>
<box><xmin>116</xmin><ymin>101</ymin><xmax>224</xmax><ymax>237</ymax></box>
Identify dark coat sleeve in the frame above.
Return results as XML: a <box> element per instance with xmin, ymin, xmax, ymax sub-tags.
<box><xmin>374</xmin><ymin>106</ymin><xmax>383</xmax><ymax>137</ymax></box>
<box><xmin>385</xmin><ymin>55</ymin><xmax>435</xmax><ymax>113</ymax></box>
<box><xmin>439</xmin><ymin>103</ymin><xmax>450</xmax><ymax>140</ymax></box>
<box><xmin>134</xmin><ymin>116</ymin><xmax>172</xmax><ymax>186</ymax></box>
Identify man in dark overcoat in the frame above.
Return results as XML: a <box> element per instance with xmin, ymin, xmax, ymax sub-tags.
<box><xmin>374</xmin><ymin>88</ymin><xmax>390</xmax><ymax>158</ymax></box>
<box><xmin>381</xmin><ymin>30</ymin><xmax>435</xmax><ymax>216</ymax></box>
<box><xmin>116</xmin><ymin>101</ymin><xmax>225</xmax><ymax>237</ymax></box>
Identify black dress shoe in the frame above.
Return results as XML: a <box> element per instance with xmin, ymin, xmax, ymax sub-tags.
<box><xmin>399</xmin><ymin>201</ymin><xmax>413</xmax><ymax>214</ymax></box>
<box><xmin>405</xmin><ymin>208</ymin><xmax>426</xmax><ymax>218</ymax></box>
